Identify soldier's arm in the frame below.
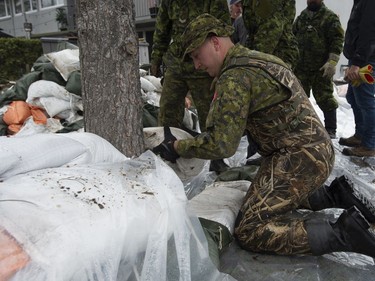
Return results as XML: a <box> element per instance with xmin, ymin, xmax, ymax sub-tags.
<box><xmin>210</xmin><ymin>0</ymin><xmax>231</xmax><ymax>25</ymax></box>
<box><xmin>150</xmin><ymin>0</ymin><xmax>172</xmax><ymax>66</ymax></box>
<box><xmin>175</xmin><ymin>70</ymin><xmax>250</xmax><ymax>159</ymax></box>
<box><xmin>326</xmin><ymin>13</ymin><xmax>344</xmax><ymax>56</ymax></box>
<box><xmin>251</xmin><ymin>8</ymin><xmax>288</xmax><ymax>54</ymax></box>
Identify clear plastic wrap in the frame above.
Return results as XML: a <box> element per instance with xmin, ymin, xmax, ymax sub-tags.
<box><xmin>0</xmin><ymin>151</ymin><xmax>235</xmax><ymax>281</ymax></box>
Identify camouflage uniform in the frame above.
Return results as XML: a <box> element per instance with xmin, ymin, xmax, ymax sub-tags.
<box><xmin>176</xmin><ymin>44</ymin><xmax>335</xmax><ymax>254</ymax></box>
<box><xmin>293</xmin><ymin>3</ymin><xmax>344</xmax><ymax>115</ymax></box>
<box><xmin>151</xmin><ymin>0</ymin><xmax>230</xmax><ymax>130</ymax></box>
<box><xmin>241</xmin><ymin>0</ymin><xmax>299</xmax><ymax>69</ymax></box>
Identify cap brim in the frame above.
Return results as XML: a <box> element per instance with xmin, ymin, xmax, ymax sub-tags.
<box><xmin>182</xmin><ymin>34</ymin><xmax>207</xmax><ymax>61</ymax></box>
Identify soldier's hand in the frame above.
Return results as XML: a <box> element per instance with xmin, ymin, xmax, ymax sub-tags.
<box><xmin>150</xmin><ymin>63</ymin><xmax>162</xmax><ymax>77</ymax></box>
<box><xmin>152</xmin><ymin>127</ymin><xmax>180</xmax><ymax>163</ymax></box>
<box><xmin>320</xmin><ymin>60</ymin><xmax>336</xmax><ymax>79</ymax></box>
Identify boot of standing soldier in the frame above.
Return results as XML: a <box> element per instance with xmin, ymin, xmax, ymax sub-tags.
<box><xmin>323</xmin><ymin>109</ymin><xmax>337</xmax><ymax>139</ymax></box>
<box><xmin>308</xmin><ymin>175</ymin><xmax>375</xmax><ymax>223</ymax></box>
<box><xmin>306</xmin><ymin>206</ymin><xmax>375</xmax><ymax>258</ymax></box>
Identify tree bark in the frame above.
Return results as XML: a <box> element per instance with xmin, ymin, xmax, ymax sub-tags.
<box><xmin>76</xmin><ymin>0</ymin><xmax>144</xmax><ymax>157</ymax></box>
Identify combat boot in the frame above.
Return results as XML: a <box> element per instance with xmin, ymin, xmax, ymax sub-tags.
<box><xmin>342</xmin><ymin>146</ymin><xmax>375</xmax><ymax>157</ymax></box>
<box><xmin>339</xmin><ymin>134</ymin><xmax>361</xmax><ymax>147</ymax></box>
<box><xmin>308</xmin><ymin>175</ymin><xmax>375</xmax><ymax>223</ymax></box>
<box><xmin>323</xmin><ymin>109</ymin><xmax>337</xmax><ymax>139</ymax></box>
<box><xmin>306</xmin><ymin>206</ymin><xmax>375</xmax><ymax>258</ymax></box>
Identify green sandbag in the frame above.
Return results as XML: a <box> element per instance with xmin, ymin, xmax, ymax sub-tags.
<box><xmin>199</xmin><ymin>217</ymin><xmax>233</xmax><ymax>268</ymax></box>
<box><xmin>143</xmin><ymin>103</ymin><xmax>159</xmax><ymax>127</ymax></box>
<box><xmin>216</xmin><ymin>165</ymin><xmax>259</xmax><ymax>182</ymax></box>
<box><xmin>0</xmin><ymin>71</ymin><xmax>42</xmax><ymax>107</ymax></box>
<box><xmin>65</xmin><ymin>71</ymin><xmax>81</xmax><ymax>96</ymax></box>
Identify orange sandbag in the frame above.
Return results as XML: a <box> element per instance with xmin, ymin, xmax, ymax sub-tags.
<box><xmin>7</xmin><ymin>124</ymin><xmax>22</xmax><ymax>135</ymax></box>
<box><xmin>2</xmin><ymin>101</ymin><xmax>31</xmax><ymax>125</ymax></box>
<box><xmin>0</xmin><ymin>228</ymin><xmax>29</xmax><ymax>281</ymax></box>
<box><xmin>30</xmin><ymin>106</ymin><xmax>48</xmax><ymax>125</ymax></box>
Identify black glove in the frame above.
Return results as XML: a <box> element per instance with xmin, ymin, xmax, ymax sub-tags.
<box><xmin>152</xmin><ymin>126</ymin><xmax>180</xmax><ymax>163</ymax></box>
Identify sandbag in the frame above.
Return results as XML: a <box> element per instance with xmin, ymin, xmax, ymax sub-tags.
<box><xmin>3</xmin><ymin>101</ymin><xmax>31</xmax><ymax>125</ymax></box>
<box><xmin>143</xmin><ymin>127</ymin><xmax>208</xmax><ymax>183</ymax></box>
<box><xmin>45</xmin><ymin>49</ymin><xmax>80</xmax><ymax>81</ymax></box>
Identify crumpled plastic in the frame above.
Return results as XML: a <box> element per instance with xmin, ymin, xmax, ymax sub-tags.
<box><xmin>0</xmin><ymin>151</ymin><xmax>235</xmax><ymax>281</ymax></box>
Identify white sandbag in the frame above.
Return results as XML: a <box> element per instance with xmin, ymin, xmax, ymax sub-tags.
<box><xmin>26</xmin><ymin>80</ymin><xmax>82</xmax><ymax>118</ymax></box>
<box><xmin>143</xmin><ymin>91</ymin><xmax>160</xmax><ymax>107</ymax></box>
<box><xmin>15</xmin><ymin>117</ymin><xmax>65</xmax><ymax>137</ymax></box>
<box><xmin>140</xmin><ymin>76</ymin><xmax>157</xmax><ymax>93</ymax></box>
<box><xmin>0</xmin><ymin>146</ymin><xmax>20</xmax><ymax>175</ymax></box>
<box><xmin>139</xmin><ymin>68</ymin><xmax>148</xmax><ymax>77</ymax></box>
<box><xmin>0</xmin><ymin>151</ymin><xmax>235</xmax><ymax>281</ymax></box>
<box><xmin>143</xmin><ymin>127</ymin><xmax>207</xmax><ymax>182</ymax></box>
<box><xmin>45</xmin><ymin>49</ymin><xmax>80</xmax><ymax>81</ymax></box>
<box><xmin>60</xmin><ymin>132</ymin><xmax>128</xmax><ymax>164</ymax></box>
<box><xmin>143</xmin><ymin>75</ymin><xmax>162</xmax><ymax>92</ymax></box>
<box><xmin>188</xmin><ymin>180</ymin><xmax>250</xmax><ymax>234</ymax></box>
<box><xmin>0</xmin><ymin>133</ymin><xmax>87</xmax><ymax>180</ymax></box>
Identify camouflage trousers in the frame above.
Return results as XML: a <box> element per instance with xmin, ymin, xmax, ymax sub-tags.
<box><xmin>158</xmin><ymin>68</ymin><xmax>214</xmax><ymax>131</ymax></box>
<box><xmin>295</xmin><ymin>70</ymin><xmax>338</xmax><ymax>112</ymax></box>
<box><xmin>234</xmin><ymin>140</ymin><xmax>334</xmax><ymax>255</ymax></box>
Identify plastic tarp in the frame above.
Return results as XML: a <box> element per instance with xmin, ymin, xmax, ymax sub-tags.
<box><xmin>0</xmin><ymin>148</ymin><xmax>235</xmax><ymax>281</ymax></box>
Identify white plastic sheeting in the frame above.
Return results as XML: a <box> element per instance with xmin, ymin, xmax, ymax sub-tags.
<box><xmin>0</xmin><ymin>150</ymin><xmax>235</xmax><ymax>281</ymax></box>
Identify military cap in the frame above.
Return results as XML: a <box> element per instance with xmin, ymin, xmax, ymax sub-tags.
<box><xmin>230</xmin><ymin>0</ymin><xmax>241</xmax><ymax>5</ymax></box>
<box><xmin>182</xmin><ymin>13</ymin><xmax>234</xmax><ymax>60</ymax></box>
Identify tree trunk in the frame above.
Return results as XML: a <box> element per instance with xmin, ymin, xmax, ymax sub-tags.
<box><xmin>76</xmin><ymin>0</ymin><xmax>144</xmax><ymax>157</ymax></box>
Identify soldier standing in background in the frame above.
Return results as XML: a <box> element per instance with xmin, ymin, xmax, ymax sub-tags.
<box><xmin>150</xmin><ymin>0</ymin><xmax>231</xmax><ymax>173</ymax></box>
<box><xmin>293</xmin><ymin>0</ymin><xmax>344</xmax><ymax>139</ymax></box>
<box><xmin>241</xmin><ymin>0</ymin><xmax>299</xmax><ymax>69</ymax></box>
<box><xmin>152</xmin><ymin>14</ymin><xmax>375</xmax><ymax>259</ymax></box>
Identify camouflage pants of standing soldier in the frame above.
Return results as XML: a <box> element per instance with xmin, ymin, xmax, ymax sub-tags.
<box><xmin>295</xmin><ymin>70</ymin><xmax>338</xmax><ymax>112</ymax></box>
<box><xmin>158</xmin><ymin>67</ymin><xmax>214</xmax><ymax>131</ymax></box>
<box><xmin>234</xmin><ymin>140</ymin><xmax>334</xmax><ymax>255</ymax></box>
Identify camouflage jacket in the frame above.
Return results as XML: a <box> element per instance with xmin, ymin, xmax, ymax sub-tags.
<box><xmin>151</xmin><ymin>0</ymin><xmax>230</xmax><ymax>71</ymax></box>
<box><xmin>241</xmin><ymin>0</ymin><xmax>299</xmax><ymax>67</ymax></box>
<box><xmin>293</xmin><ymin>3</ymin><xmax>344</xmax><ymax>71</ymax></box>
<box><xmin>176</xmin><ymin>44</ymin><xmax>329</xmax><ymax>159</ymax></box>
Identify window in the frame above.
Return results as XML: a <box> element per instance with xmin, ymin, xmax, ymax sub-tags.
<box><xmin>40</xmin><ymin>0</ymin><xmax>63</xmax><ymax>9</ymax></box>
<box><xmin>0</xmin><ymin>0</ymin><xmax>11</xmax><ymax>17</ymax></box>
<box><xmin>14</xmin><ymin>0</ymin><xmax>37</xmax><ymax>14</ymax></box>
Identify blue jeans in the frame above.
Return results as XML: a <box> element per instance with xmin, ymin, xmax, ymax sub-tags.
<box><xmin>346</xmin><ymin>61</ymin><xmax>375</xmax><ymax>149</ymax></box>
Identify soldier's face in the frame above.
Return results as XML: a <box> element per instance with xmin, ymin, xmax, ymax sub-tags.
<box><xmin>307</xmin><ymin>0</ymin><xmax>322</xmax><ymax>11</ymax></box>
<box><xmin>190</xmin><ymin>37</ymin><xmax>222</xmax><ymax>77</ymax></box>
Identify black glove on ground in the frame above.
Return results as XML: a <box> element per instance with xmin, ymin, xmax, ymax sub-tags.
<box><xmin>152</xmin><ymin>126</ymin><xmax>180</xmax><ymax>163</ymax></box>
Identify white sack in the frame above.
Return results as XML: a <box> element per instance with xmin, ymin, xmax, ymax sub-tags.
<box><xmin>60</xmin><ymin>132</ymin><xmax>128</xmax><ymax>164</ymax></box>
<box><xmin>140</xmin><ymin>76</ymin><xmax>157</xmax><ymax>93</ymax></box>
<box><xmin>188</xmin><ymin>180</ymin><xmax>250</xmax><ymax>234</ymax></box>
<box><xmin>0</xmin><ymin>132</ymin><xmax>125</xmax><ymax>180</ymax></box>
<box><xmin>143</xmin><ymin>127</ymin><xmax>207</xmax><ymax>182</ymax></box>
<box><xmin>26</xmin><ymin>80</ymin><xmax>82</xmax><ymax>118</ymax></box>
<box><xmin>143</xmin><ymin>75</ymin><xmax>162</xmax><ymax>92</ymax></box>
<box><xmin>45</xmin><ymin>49</ymin><xmax>80</xmax><ymax>81</ymax></box>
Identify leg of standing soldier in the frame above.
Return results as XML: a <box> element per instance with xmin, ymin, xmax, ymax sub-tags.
<box><xmin>311</xmin><ymin>73</ymin><xmax>338</xmax><ymax>138</ymax></box>
<box><xmin>185</xmin><ymin>75</ymin><xmax>214</xmax><ymax>131</ymax></box>
<box><xmin>158</xmin><ymin>68</ymin><xmax>189</xmax><ymax>128</ymax></box>
<box><xmin>294</xmin><ymin>70</ymin><xmax>312</xmax><ymax>98</ymax></box>
<box><xmin>234</xmin><ymin>141</ymin><xmax>334</xmax><ymax>255</ymax></box>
